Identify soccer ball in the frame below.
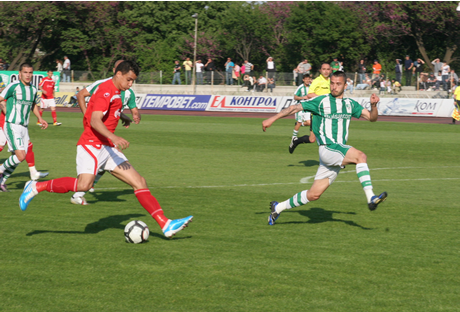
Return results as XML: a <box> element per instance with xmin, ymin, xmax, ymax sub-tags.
<box><xmin>124</xmin><ymin>220</ymin><xmax>149</xmax><ymax>244</ymax></box>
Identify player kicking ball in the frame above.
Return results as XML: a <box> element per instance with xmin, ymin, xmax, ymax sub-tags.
<box><xmin>20</xmin><ymin>61</ymin><xmax>193</xmax><ymax>238</ymax></box>
<box><xmin>262</xmin><ymin>71</ymin><xmax>387</xmax><ymax>225</ymax></box>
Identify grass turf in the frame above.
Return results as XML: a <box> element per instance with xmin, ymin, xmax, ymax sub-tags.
<box><xmin>0</xmin><ymin>112</ymin><xmax>459</xmax><ymax>311</ymax></box>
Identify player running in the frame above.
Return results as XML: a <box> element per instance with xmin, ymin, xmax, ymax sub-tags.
<box><xmin>0</xmin><ymin>64</ymin><xmax>49</xmax><ymax>192</ymax></box>
<box><xmin>19</xmin><ymin>61</ymin><xmax>193</xmax><ymax>238</ymax></box>
<box><xmin>289</xmin><ymin>74</ymin><xmax>313</xmax><ymax>153</ymax></box>
<box><xmin>290</xmin><ymin>63</ymin><xmax>332</xmax><ymax>153</ymax></box>
<box><xmin>70</xmin><ymin>59</ymin><xmax>138</xmax><ymax>205</ymax></box>
<box><xmin>37</xmin><ymin>70</ymin><xmax>61</xmax><ymax>126</ymax></box>
<box><xmin>262</xmin><ymin>71</ymin><xmax>387</xmax><ymax>225</ymax></box>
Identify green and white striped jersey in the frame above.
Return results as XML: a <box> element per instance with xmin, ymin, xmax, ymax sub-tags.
<box><xmin>293</xmin><ymin>84</ymin><xmax>309</xmax><ymax>104</ymax></box>
<box><xmin>301</xmin><ymin>94</ymin><xmax>364</xmax><ymax>145</ymax></box>
<box><xmin>86</xmin><ymin>77</ymin><xmax>136</xmax><ymax>110</ymax></box>
<box><xmin>0</xmin><ymin>81</ymin><xmax>37</xmax><ymax>126</ymax></box>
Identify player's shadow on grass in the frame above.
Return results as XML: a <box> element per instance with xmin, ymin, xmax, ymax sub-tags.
<box><xmin>287</xmin><ymin>160</ymin><xmax>319</xmax><ymax>167</ymax></box>
<box><xmin>284</xmin><ymin>207</ymin><xmax>372</xmax><ymax>230</ymax></box>
<box><xmin>25</xmin><ymin>213</ymin><xmax>184</xmax><ymax>240</ymax></box>
<box><xmin>87</xmin><ymin>189</ymin><xmax>135</xmax><ymax>203</ymax></box>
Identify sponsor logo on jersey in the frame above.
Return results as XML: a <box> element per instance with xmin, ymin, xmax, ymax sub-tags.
<box><xmin>104</xmin><ymin>92</ymin><xmax>110</xmax><ymax>97</ymax></box>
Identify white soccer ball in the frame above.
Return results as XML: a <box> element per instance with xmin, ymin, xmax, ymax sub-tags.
<box><xmin>124</xmin><ymin>220</ymin><xmax>149</xmax><ymax>244</ymax></box>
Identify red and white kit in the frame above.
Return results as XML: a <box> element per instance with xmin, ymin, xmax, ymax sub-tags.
<box><xmin>76</xmin><ymin>79</ymin><xmax>127</xmax><ymax>175</ymax></box>
<box><xmin>39</xmin><ymin>76</ymin><xmax>56</xmax><ymax>108</ymax></box>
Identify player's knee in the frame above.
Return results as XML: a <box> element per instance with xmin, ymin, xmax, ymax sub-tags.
<box><xmin>131</xmin><ymin>176</ymin><xmax>147</xmax><ymax>190</ymax></box>
<box><xmin>357</xmin><ymin>151</ymin><xmax>367</xmax><ymax>163</ymax></box>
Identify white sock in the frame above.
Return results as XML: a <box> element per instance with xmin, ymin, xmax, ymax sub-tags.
<box><xmin>73</xmin><ymin>192</ymin><xmax>86</xmax><ymax>198</ymax></box>
<box><xmin>29</xmin><ymin>166</ymin><xmax>38</xmax><ymax>176</ymax></box>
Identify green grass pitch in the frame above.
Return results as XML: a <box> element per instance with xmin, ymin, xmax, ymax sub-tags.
<box><xmin>1</xmin><ymin>112</ymin><xmax>459</xmax><ymax>311</ymax></box>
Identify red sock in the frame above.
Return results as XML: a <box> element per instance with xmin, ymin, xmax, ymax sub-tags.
<box><xmin>39</xmin><ymin>111</ymin><xmax>43</xmax><ymax>117</ymax></box>
<box><xmin>0</xmin><ymin>146</ymin><xmax>3</xmax><ymax>152</ymax></box>
<box><xmin>51</xmin><ymin>111</ymin><xmax>57</xmax><ymax>123</ymax></box>
<box><xmin>25</xmin><ymin>142</ymin><xmax>35</xmax><ymax>167</ymax></box>
<box><xmin>36</xmin><ymin>177</ymin><xmax>78</xmax><ymax>193</ymax></box>
<box><xmin>134</xmin><ymin>189</ymin><xmax>168</xmax><ymax>228</ymax></box>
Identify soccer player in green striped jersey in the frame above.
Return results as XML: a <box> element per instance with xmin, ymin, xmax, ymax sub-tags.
<box><xmin>290</xmin><ymin>74</ymin><xmax>313</xmax><ymax>153</ymax></box>
<box><xmin>263</xmin><ymin>71</ymin><xmax>387</xmax><ymax>225</ymax></box>
<box><xmin>0</xmin><ymin>63</ymin><xmax>49</xmax><ymax>191</ymax></box>
<box><xmin>70</xmin><ymin>60</ymin><xmax>140</xmax><ymax>205</ymax></box>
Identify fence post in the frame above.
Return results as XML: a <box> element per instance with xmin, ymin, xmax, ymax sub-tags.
<box><xmin>354</xmin><ymin>72</ymin><xmax>357</xmax><ymax>87</ymax></box>
<box><xmin>160</xmin><ymin>71</ymin><xmax>162</xmax><ymax>93</ymax></box>
<box><xmin>71</xmin><ymin>70</ymin><xmax>74</xmax><ymax>83</ymax></box>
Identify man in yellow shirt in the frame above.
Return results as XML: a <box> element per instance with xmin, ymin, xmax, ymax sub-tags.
<box><xmin>183</xmin><ymin>57</ymin><xmax>193</xmax><ymax>85</ymax></box>
<box><xmin>290</xmin><ymin>63</ymin><xmax>332</xmax><ymax>153</ymax></box>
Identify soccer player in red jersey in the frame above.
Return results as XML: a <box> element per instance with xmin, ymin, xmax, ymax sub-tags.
<box><xmin>20</xmin><ymin>61</ymin><xmax>193</xmax><ymax>238</ymax></box>
<box><xmin>37</xmin><ymin>70</ymin><xmax>61</xmax><ymax>126</ymax></box>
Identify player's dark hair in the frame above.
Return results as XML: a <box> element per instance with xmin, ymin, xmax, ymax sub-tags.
<box><xmin>302</xmin><ymin>74</ymin><xmax>310</xmax><ymax>79</ymax></box>
<box><xmin>320</xmin><ymin>62</ymin><xmax>330</xmax><ymax>68</ymax></box>
<box><xmin>331</xmin><ymin>71</ymin><xmax>347</xmax><ymax>81</ymax></box>
<box><xmin>19</xmin><ymin>63</ymin><xmax>33</xmax><ymax>71</ymax></box>
<box><xmin>115</xmin><ymin>60</ymin><xmax>140</xmax><ymax>76</ymax></box>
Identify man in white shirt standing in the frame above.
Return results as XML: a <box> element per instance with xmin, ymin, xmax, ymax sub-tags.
<box><xmin>195</xmin><ymin>60</ymin><xmax>204</xmax><ymax>85</ymax></box>
<box><xmin>63</xmin><ymin>56</ymin><xmax>71</xmax><ymax>83</ymax></box>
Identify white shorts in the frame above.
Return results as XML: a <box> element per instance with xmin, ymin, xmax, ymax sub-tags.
<box><xmin>41</xmin><ymin>98</ymin><xmax>56</xmax><ymax>109</ymax></box>
<box><xmin>0</xmin><ymin>127</ymin><xmax>6</xmax><ymax>147</ymax></box>
<box><xmin>314</xmin><ymin>144</ymin><xmax>352</xmax><ymax>184</ymax></box>
<box><xmin>295</xmin><ymin>111</ymin><xmax>311</xmax><ymax>123</ymax></box>
<box><xmin>3</xmin><ymin>122</ymin><xmax>29</xmax><ymax>152</ymax></box>
<box><xmin>76</xmin><ymin>145</ymin><xmax>128</xmax><ymax>176</ymax></box>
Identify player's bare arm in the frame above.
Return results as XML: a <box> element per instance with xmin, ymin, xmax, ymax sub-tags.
<box><xmin>90</xmin><ymin>110</ymin><xmax>129</xmax><ymax>150</ymax></box>
<box><xmin>32</xmin><ymin>104</ymin><xmax>48</xmax><ymax>129</ymax></box>
<box><xmin>130</xmin><ymin>107</ymin><xmax>141</xmax><ymax>124</ymax></box>
<box><xmin>294</xmin><ymin>95</ymin><xmax>308</xmax><ymax>101</ymax></box>
<box><xmin>360</xmin><ymin>93</ymin><xmax>380</xmax><ymax>122</ymax></box>
<box><xmin>262</xmin><ymin>103</ymin><xmax>303</xmax><ymax>132</ymax></box>
<box><xmin>0</xmin><ymin>98</ymin><xmax>6</xmax><ymax>114</ymax></box>
<box><xmin>77</xmin><ymin>89</ymin><xmax>91</xmax><ymax>114</ymax></box>
<box><xmin>39</xmin><ymin>85</ymin><xmax>47</xmax><ymax>95</ymax></box>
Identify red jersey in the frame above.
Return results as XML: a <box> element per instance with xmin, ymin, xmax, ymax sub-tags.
<box><xmin>77</xmin><ymin>79</ymin><xmax>122</xmax><ymax>147</ymax></box>
<box><xmin>39</xmin><ymin>77</ymin><xmax>55</xmax><ymax>99</ymax></box>
<box><xmin>0</xmin><ymin>111</ymin><xmax>5</xmax><ymax>128</ymax></box>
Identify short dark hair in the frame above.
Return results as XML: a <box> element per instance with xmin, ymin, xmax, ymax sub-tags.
<box><xmin>48</xmin><ymin>70</ymin><xmax>53</xmax><ymax>73</ymax></box>
<box><xmin>320</xmin><ymin>62</ymin><xmax>330</xmax><ymax>67</ymax></box>
<box><xmin>331</xmin><ymin>70</ymin><xmax>347</xmax><ymax>81</ymax></box>
<box><xmin>19</xmin><ymin>63</ymin><xmax>33</xmax><ymax>71</ymax></box>
<box><xmin>115</xmin><ymin>60</ymin><xmax>140</xmax><ymax>76</ymax></box>
<box><xmin>302</xmin><ymin>74</ymin><xmax>310</xmax><ymax>79</ymax></box>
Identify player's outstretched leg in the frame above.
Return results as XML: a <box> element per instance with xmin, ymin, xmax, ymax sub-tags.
<box><xmin>19</xmin><ymin>177</ymin><xmax>78</xmax><ymax>211</ymax></box>
<box><xmin>134</xmin><ymin>188</ymin><xmax>193</xmax><ymax>238</ymax></box>
<box><xmin>356</xmin><ymin>163</ymin><xmax>387</xmax><ymax>211</ymax></box>
<box><xmin>268</xmin><ymin>190</ymin><xmax>310</xmax><ymax>225</ymax></box>
<box><xmin>0</xmin><ymin>154</ymin><xmax>21</xmax><ymax>190</ymax></box>
<box><xmin>289</xmin><ymin>135</ymin><xmax>311</xmax><ymax>154</ymax></box>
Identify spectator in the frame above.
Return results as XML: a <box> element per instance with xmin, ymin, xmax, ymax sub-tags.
<box><xmin>240</xmin><ymin>63</ymin><xmax>246</xmax><ymax>86</ymax></box>
<box><xmin>296</xmin><ymin>59</ymin><xmax>311</xmax><ymax>85</ymax></box>
<box><xmin>204</xmin><ymin>58</ymin><xmax>215</xmax><ymax>84</ymax></box>
<box><xmin>330</xmin><ymin>57</ymin><xmax>340</xmax><ymax>73</ymax></box>
<box><xmin>442</xmin><ymin>62</ymin><xmax>450</xmax><ymax>91</ymax></box>
<box><xmin>431</xmin><ymin>58</ymin><xmax>443</xmax><ymax>75</ymax></box>
<box><xmin>172</xmin><ymin>60</ymin><xmax>181</xmax><ymax>85</ymax></box>
<box><xmin>379</xmin><ymin>79</ymin><xmax>386</xmax><ymax>95</ymax></box>
<box><xmin>243</xmin><ymin>60</ymin><xmax>254</xmax><ymax>76</ymax></box>
<box><xmin>435</xmin><ymin>70</ymin><xmax>442</xmax><ymax>90</ymax></box>
<box><xmin>195</xmin><ymin>59</ymin><xmax>204</xmax><ymax>85</ymax></box>
<box><xmin>414</xmin><ymin>58</ymin><xmax>425</xmax><ymax>74</ymax></box>
<box><xmin>371</xmin><ymin>74</ymin><xmax>380</xmax><ymax>90</ymax></box>
<box><xmin>404</xmin><ymin>55</ymin><xmax>413</xmax><ymax>86</ymax></box>
<box><xmin>372</xmin><ymin>59</ymin><xmax>381</xmax><ymax>79</ymax></box>
<box><xmin>358</xmin><ymin>59</ymin><xmax>366</xmax><ymax>83</ymax></box>
<box><xmin>419</xmin><ymin>73</ymin><xmax>429</xmax><ymax>90</ymax></box>
<box><xmin>252</xmin><ymin>75</ymin><xmax>258</xmax><ymax>92</ymax></box>
<box><xmin>293</xmin><ymin>68</ymin><xmax>299</xmax><ymax>86</ymax></box>
<box><xmin>257</xmin><ymin>75</ymin><xmax>267</xmax><ymax>92</ymax></box>
<box><xmin>56</xmin><ymin>59</ymin><xmax>63</xmax><ymax>80</ymax></box>
<box><xmin>449</xmin><ymin>69</ymin><xmax>459</xmax><ymax>90</ymax></box>
<box><xmin>356</xmin><ymin>73</ymin><xmax>372</xmax><ymax>90</ymax></box>
<box><xmin>234</xmin><ymin>63</ymin><xmax>241</xmax><ymax>85</ymax></box>
<box><xmin>339</xmin><ymin>61</ymin><xmax>344</xmax><ymax>71</ymax></box>
<box><xmin>393</xmin><ymin>79</ymin><xmax>402</xmax><ymax>93</ymax></box>
<box><xmin>0</xmin><ymin>59</ymin><xmax>5</xmax><ymax>71</ymax></box>
<box><xmin>266</xmin><ymin>57</ymin><xmax>276</xmax><ymax>79</ymax></box>
<box><xmin>345</xmin><ymin>77</ymin><xmax>353</xmax><ymax>94</ymax></box>
<box><xmin>386</xmin><ymin>78</ymin><xmax>392</xmax><ymax>93</ymax></box>
<box><xmin>63</xmin><ymin>56</ymin><xmax>71</xmax><ymax>82</ymax></box>
<box><xmin>69</xmin><ymin>87</ymin><xmax>80</xmax><ymax>107</ymax></box>
<box><xmin>183</xmin><ymin>57</ymin><xmax>193</xmax><ymax>85</ymax></box>
<box><xmin>427</xmin><ymin>73</ymin><xmax>437</xmax><ymax>90</ymax></box>
<box><xmin>267</xmin><ymin>77</ymin><xmax>276</xmax><ymax>92</ymax></box>
<box><xmin>225</xmin><ymin>57</ymin><xmax>234</xmax><ymax>85</ymax></box>
<box><xmin>395</xmin><ymin>59</ymin><xmax>402</xmax><ymax>83</ymax></box>
<box><xmin>243</xmin><ymin>74</ymin><xmax>254</xmax><ymax>91</ymax></box>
